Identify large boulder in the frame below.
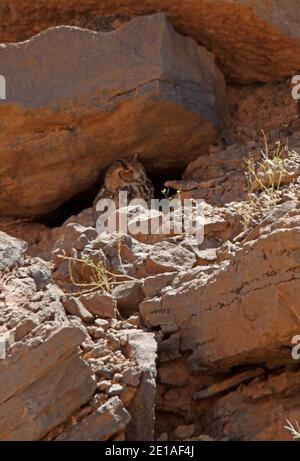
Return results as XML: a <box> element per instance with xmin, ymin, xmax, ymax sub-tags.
<box><xmin>0</xmin><ymin>239</ymin><xmax>97</xmax><ymax>440</ymax></box>
<box><xmin>0</xmin><ymin>231</ymin><xmax>27</xmax><ymax>271</ymax></box>
<box><xmin>140</xmin><ymin>213</ymin><xmax>300</xmax><ymax>372</ymax></box>
<box><xmin>0</xmin><ymin>13</ymin><xmax>226</xmax><ymax>217</ymax></box>
<box><xmin>203</xmin><ymin>369</ymin><xmax>300</xmax><ymax>441</ymax></box>
<box><xmin>0</xmin><ymin>1</ymin><xmax>300</xmax><ymax>82</ymax></box>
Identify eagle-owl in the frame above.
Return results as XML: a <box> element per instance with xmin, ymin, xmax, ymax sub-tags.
<box><xmin>93</xmin><ymin>156</ymin><xmax>154</xmax><ymax>225</ymax></box>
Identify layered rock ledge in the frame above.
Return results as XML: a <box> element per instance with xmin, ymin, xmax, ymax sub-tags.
<box><xmin>1</xmin><ymin>1</ymin><xmax>300</xmax><ymax>82</ymax></box>
<box><xmin>0</xmin><ymin>13</ymin><xmax>226</xmax><ymax>217</ymax></box>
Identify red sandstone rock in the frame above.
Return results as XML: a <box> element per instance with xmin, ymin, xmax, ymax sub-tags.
<box><xmin>0</xmin><ymin>1</ymin><xmax>300</xmax><ymax>82</ymax></box>
<box><xmin>0</xmin><ymin>13</ymin><xmax>226</xmax><ymax>217</ymax></box>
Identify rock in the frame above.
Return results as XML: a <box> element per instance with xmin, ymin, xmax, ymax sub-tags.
<box><xmin>0</xmin><ymin>352</ymin><xmax>95</xmax><ymax>441</ymax></box>
<box><xmin>107</xmin><ymin>334</ymin><xmax>120</xmax><ymax>352</ymax></box>
<box><xmin>175</xmin><ymin>424</ymin><xmax>195</xmax><ymax>440</ymax></box>
<box><xmin>109</xmin><ymin>206</ymin><xmax>170</xmax><ymax>245</ymax></box>
<box><xmin>158</xmin><ymin>333</ymin><xmax>182</xmax><ymax>363</ymax></box>
<box><xmin>108</xmin><ymin>383</ymin><xmax>124</xmax><ymax>397</ymax></box>
<box><xmin>80</xmin><ymin>291</ymin><xmax>117</xmax><ymax>319</ymax></box>
<box><xmin>0</xmin><ymin>13</ymin><xmax>226</xmax><ymax>217</ymax></box>
<box><xmin>194</xmin><ymin>248</ymin><xmax>217</xmax><ymax>265</ymax></box>
<box><xmin>61</xmin><ymin>296</ymin><xmax>94</xmax><ymax>323</ymax></box>
<box><xmin>204</xmin><ymin>369</ymin><xmax>300</xmax><ymax>441</ymax></box>
<box><xmin>0</xmin><ymin>232</ymin><xmax>27</xmax><ymax>271</ymax></box>
<box><xmin>113</xmin><ymin>281</ymin><xmax>144</xmax><ymax>316</ymax></box>
<box><xmin>57</xmin><ymin>397</ymin><xmax>130</xmax><ymax>441</ymax></box>
<box><xmin>136</xmin><ymin>241</ymin><xmax>196</xmax><ymax>276</ymax></box>
<box><xmin>193</xmin><ymin>368</ymin><xmax>265</xmax><ymax>400</ymax></box>
<box><xmin>113</xmin><ymin>373</ymin><xmax>123</xmax><ymax>382</ymax></box>
<box><xmin>0</xmin><ymin>325</ymin><xmax>88</xmax><ymax>404</ymax></box>
<box><xmin>84</xmin><ymin>344</ymin><xmax>109</xmax><ymax>359</ymax></box>
<box><xmin>90</xmin><ymin>327</ymin><xmax>105</xmax><ymax>340</ymax></box>
<box><xmin>2</xmin><ymin>1</ymin><xmax>300</xmax><ymax>83</ymax></box>
<box><xmin>158</xmin><ymin>361</ymin><xmax>190</xmax><ymax>387</ymax></box>
<box><xmin>122</xmin><ymin>367</ymin><xmax>141</xmax><ymax>388</ymax></box>
<box><xmin>182</xmin><ymin>143</ymin><xmax>248</xmax><ymax>206</ymax></box>
<box><xmin>95</xmin><ymin>366</ymin><xmax>113</xmax><ymax>380</ymax></box>
<box><xmin>125</xmin><ymin>330</ymin><xmax>157</xmax><ymax>441</ymax></box>
<box><xmin>142</xmin><ymin>272</ymin><xmax>176</xmax><ymax>298</ymax></box>
<box><xmin>28</xmin><ymin>260</ymin><xmax>52</xmax><ymax>290</ymax></box>
<box><xmin>144</xmin><ymin>224</ymin><xmax>300</xmax><ymax>371</ymax></box>
<box><xmin>120</xmin><ymin>386</ymin><xmax>136</xmax><ymax>407</ymax></box>
<box><xmin>95</xmin><ymin>319</ymin><xmax>109</xmax><ymax>330</ymax></box>
<box><xmin>14</xmin><ymin>317</ymin><xmax>39</xmax><ymax>342</ymax></box>
<box><xmin>139</xmin><ymin>297</ymin><xmax>173</xmax><ymax>329</ymax></box>
<box><xmin>97</xmin><ymin>380</ymin><xmax>111</xmax><ymax>393</ymax></box>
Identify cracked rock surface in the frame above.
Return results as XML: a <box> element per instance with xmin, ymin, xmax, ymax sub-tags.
<box><xmin>0</xmin><ymin>13</ymin><xmax>226</xmax><ymax>217</ymax></box>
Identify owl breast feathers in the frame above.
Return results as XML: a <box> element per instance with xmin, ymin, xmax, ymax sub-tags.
<box><xmin>93</xmin><ymin>156</ymin><xmax>154</xmax><ymax>225</ymax></box>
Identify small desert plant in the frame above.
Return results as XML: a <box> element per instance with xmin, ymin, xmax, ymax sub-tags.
<box><xmin>284</xmin><ymin>419</ymin><xmax>300</xmax><ymax>440</ymax></box>
<box><xmin>245</xmin><ymin>131</ymin><xmax>286</xmax><ymax>203</ymax></box>
<box><xmin>58</xmin><ymin>253</ymin><xmax>137</xmax><ymax>296</ymax></box>
<box><xmin>161</xmin><ymin>187</ymin><xmax>171</xmax><ymax>200</ymax></box>
<box><xmin>236</xmin><ymin>196</ymin><xmax>261</xmax><ymax>229</ymax></box>
<box><xmin>161</xmin><ymin>187</ymin><xmax>182</xmax><ymax>201</ymax></box>
<box><xmin>240</xmin><ymin>131</ymin><xmax>291</xmax><ymax>228</ymax></box>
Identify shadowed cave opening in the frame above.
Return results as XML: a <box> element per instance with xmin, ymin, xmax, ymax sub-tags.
<box><xmin>37</xmin><ymin>170</ymin><xmax>182</xmax><ymax>228</ymax></box>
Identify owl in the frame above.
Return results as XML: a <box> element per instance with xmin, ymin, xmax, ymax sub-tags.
<box><xmin>93</xmin><ymin>155</ymin><xmax>155</xmax><ymax>225</ymax></box>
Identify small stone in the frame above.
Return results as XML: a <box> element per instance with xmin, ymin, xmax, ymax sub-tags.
<box><xmin>108</xmin><ymin>384</ymin><xmax>124</xmax><ymax>397</ymax></box>
<box><xmin>112</xmin><ymin>364</ymin><xmax>122</xmax><ymax>374</ymax></box>
<box><xmin>83</xmin><ymin>227</ymin><xmax>98</xmax><ymax>241</ymax></box>
<box><xmin>113</xmin><ymin>373</ymin><xmax>123</xmax><ymax>382</ymax></box>
<box><xmin>119</xmin><ymin>334</ymin><xmax>128</xmax><ymax>347</ymax></box>
<box><xmin>174</xmin><ymin>425</ymin><xmax>195</xmax><ymax>440</ymax></box>
<box><xmin>107</xmin><ymin>334</ymin><xmax>120</xmax><ymax>352</ymax></box>
<box><xmin>95</xmin><ymin>319</ymin><xmax>109</xmax><ymax>330</ymax></box>
<box><xmin>80</xmin><ymin>291</ymin><xmax>116</xmax><ymax>319</ymax></box>
<box><xmin>29</xmin><ymin>337</ymin><xmax>43</xmax><ymax>348</ymax></box>
<box><xmin>95</xmin><ymin>366</ymin><xmax>113</xmax><ymax>380</ymax></box>
<box><xmin>122</xmin><ymin>367</ymin><xmax>141</xmax><ymax>387</ymax></box>
<box><xmin>93</xmin><ymin>328</ymin><xmax>105</xmax><ymax>339</ymax></box>
<box><xmin>87</xmin><ymin>326</ymin><xmax>97</xmax><ymax>337</ymax></box>
<box><xmin>74</xmin><ymin>234</ymin><xmax>89</xmax><ymax>250</ymax></box>
<box><xmin>62</xmin><ymin>296</ymin><xmax>94</xmax><ymax>323</ymax></box>
<box><xmin>31</xmin><ymin>292</ymin><xmax>43</xmax><ymax>302</ymax></box>
<box><xmin>84</xmin><ymin>345</ymin><xmax>109</xmax><ymax>359</ymax></box>
<box><xmin>123</xmin><ymin>316</ymin><xmax>139</xmax><ymax>328</ymax></box>
<box><xmin>81</xmin><ymin>340</ymin><xmax>94</xmax><ymax>352</ymax></box>
<box><xmin>101</xmin><ymin>354</ymin><xmax>112</xmax><ymax>364</ymax></box>
<box><xmin>97</xmin><ymin>380</ymin><xmax>111</xmax><ymax>392</ymax></box>
<box><xmin>14</xmin><ymin>318</ymin><xmax>39</xmax><ymax>341</ymax></box>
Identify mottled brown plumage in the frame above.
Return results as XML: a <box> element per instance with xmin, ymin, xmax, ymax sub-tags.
<box><xmin>93</xmin><ymin>156</ymin><xmax>154</xmax><ymax>225</ymax></box>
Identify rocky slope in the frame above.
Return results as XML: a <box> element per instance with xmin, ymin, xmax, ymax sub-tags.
<box><xmin>1</xmin><ymin>5</ymin><xmax>300</xmax><ymax>441</ymax></box>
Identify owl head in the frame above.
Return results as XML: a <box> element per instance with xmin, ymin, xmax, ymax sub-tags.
<box><xmin>104</xmin><ymin>155</ymin><xmax>148</xmax><ymax>191</ymax></box>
